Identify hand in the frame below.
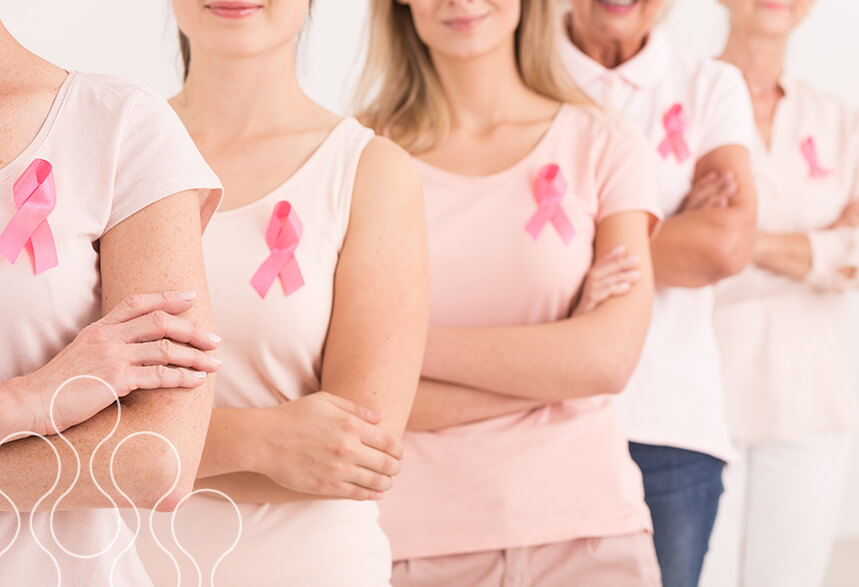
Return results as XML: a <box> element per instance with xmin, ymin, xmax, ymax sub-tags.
<box><xmin>829</xmin><ymin>200</ymin><xmax>859</xmax><ymax>229</ymax></box>
<box><xmin>249</xmin><ymin>392</ymin><xmax>403</xmax><ymax>501</ymax></box>
<box><xmin>573</xmin><ymin>246</ymin><xmax>641</xmax><ymax>316</ymax></box>
<box><xmin>23</xmin><ymin>291</ymin><xmax>221</xmax><ymax>435</ymax></box>
<box><xmin>680</xmin><ymin>170</ymin><xmax>737</xmax><ymax>212</ymax></box>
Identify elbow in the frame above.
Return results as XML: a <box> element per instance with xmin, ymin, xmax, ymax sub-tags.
<box><xmin>710</xmin><ymin>228</ymin><xmax>754</xmax><ymax>281</ymax></box>
<box><xmin>124</xmin><ymin>452</ymin><xmax>200</xmax><ymax>512</ymax></box>
<box><xmin>589</xmin><ymin>347</ymin><xmax>641</xmax><ymax>397</ymax></box>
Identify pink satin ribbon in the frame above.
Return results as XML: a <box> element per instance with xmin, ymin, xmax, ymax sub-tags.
<box><xmin>250</xmin><ymin>201</ymin><xmax>304</xmax><ymax>299</ymax></box>
<box><xmin>658</xmin><ymin>103</ymin><xmax>691</xmax><ymax>164</ymax></box>
<box><xmin>525</xmin><ymin>164</ymin><xmax>575</xmax><ymax>246</ymax></box>
<box><xmin>800</xmin><ymin>136</ymin><xmax>831</xmax><ymax>178</ymax></box>
<box><xmin>0</xmin><ymin>158</ymin><xmax>58</xmax><ymax>275</ymax></box>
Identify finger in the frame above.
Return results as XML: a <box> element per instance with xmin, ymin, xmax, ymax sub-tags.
<box><xmin>355</xmin><ymin>419</ymin><xmax>404</xmax><ymax>458</ymax></box>
<box><xmin>134</xmin><ymin>340</ymin><xmax>221</xmax><ymax>372</ymax></box>
<box><xmin>121</xmin><ymin>311</ymin><xmax>220</xmax><ymax>351</ymax></box>
<box><xmin>355</xmin><ymin>445</ymin><xmax>402</xmax><ymax>477</ymax></box>
<box><xmin>335</xmin><ymin>483</ymin><xmax>385</xmax><ymax>502</ymax></box>
<box><xmin>692</xmin><ymin>171</ymin><xmax>720</xmax><ymax>188</ymax></box>
<box><xmin>590</xmin><ymin>255</ymin><xmax>641</xmax><ymax>280</ymax></box>
<box><xmin>609</xmin><ymin>282</ymin><xmax>633</xmax><ymax>295</ymax></box>
<box><xmin>126</xmin><ymin>365</ymin><xmax>209</xmax><ymax>390</ymax></box>
<box><xmin>102</xmin><ymin>291</ymin><xmax>198</xmax><ymax>325</ymax></box>
<box><xmin>320</xmin><ymin>392</ymin><xmax>382</xmax><ymax>424</ymax></box>
<box><xmin>346</xmin><ymin>467</ymin><xmax>394</xmax><ymax>493</ymax></box>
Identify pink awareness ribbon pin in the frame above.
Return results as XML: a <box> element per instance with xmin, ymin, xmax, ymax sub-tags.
<box><xmin>250</xmin><ymin>201</ymin><xmax>305</xmax><ymax>299</ymax></box>
<box><xmin>525</xmin><ymin>164</ymin><xmax>575</xmax><ymax>246</ymax></box>
<box><xmin>658</xmin><ymin>103</ymin><xmax>691</xmax><ymax>164</ymax></box>
<box><xmin>800</xmin><ymin>136</ymin><xmax>831</xmax><ymax>178</ymax></box>
<box><xmin>0</xmin><ymin>158</ymin><xmax>58</xmax><ymax>275</ymax></box>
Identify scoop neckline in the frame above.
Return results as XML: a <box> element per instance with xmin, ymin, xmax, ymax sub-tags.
<box><xmin>214</xmin><ymin>117</ymin><xmax>355</xmax><ymax>218</ymax></box>
<box><xmin>413</xmin><ymin>104</ymin><xmax>571</xmax><ymax>186</ymax></box>
<box><xmin>0</xmin><ymin>71</ymin><xmax>78</xmax><ymax>183</ymax></box>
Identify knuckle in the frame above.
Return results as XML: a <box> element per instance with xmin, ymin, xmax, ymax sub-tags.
<box><xmin>150</xmin><ymin>311</ymin><xmax>169</xmax><ymax>331</ymax></box>
<box><xmin>156</xmin><ymin>339</ymin><xmax>173</xmax><ymax>362</ymax></box>
<box><xmin>122</xmin><ymin>294</ymin><xmax>145</xmax><ymax>312</ymax></box>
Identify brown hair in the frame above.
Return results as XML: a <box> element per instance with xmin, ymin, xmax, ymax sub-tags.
<box><xmin>356</xmin><ymin>0</ymin><xmax>592</xmax><ymax>154</ymax></box>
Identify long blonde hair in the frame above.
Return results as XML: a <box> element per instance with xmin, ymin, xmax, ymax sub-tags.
<box><xmin>356</xmin><ymin>0</ymin><xmax>592</xmax><ymax>154</ymax></box>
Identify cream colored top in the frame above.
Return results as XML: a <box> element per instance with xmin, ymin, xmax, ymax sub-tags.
<box><xmin>714</xmin><ymin>77</ymin><xmax>859</xmax><ymax>443</ymax></box>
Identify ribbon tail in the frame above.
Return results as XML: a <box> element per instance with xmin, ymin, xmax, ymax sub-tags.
<box><xmin>657</xmin><ymin>138</ymin><xmax>672</xmax><ymax>160</ymax></box>
<box><xmin>250</xmin><ymin>253</ymin><xmax>285</xmax><ymax>299</ymax></box>
<box><xmin>673</xmin><ymin>137</ymin><xmax>691</xmax><ymax>163</ymax></box>
<box><xmin>30</xmin><ymin>220</ymin><xmax>58</xmax><ymax>275</ymax></box>
<box><xmin>277</xmin><ymin>257</ymin><xmax>305</xmax><ymax>296</ymax></box>
<box><xmin>525</xmin><ymin>205</ymin><xmax>554</xmax><ymax>241</ymax></box>
<box><xmin>551</xmin><ymin>212</ymin><xmax>576</xmax><ymax>246</ymax></box>
<box><xmin>0</xmin><ymin>206</ymin><xmax>44</xmax><ymax>264</ymax></box>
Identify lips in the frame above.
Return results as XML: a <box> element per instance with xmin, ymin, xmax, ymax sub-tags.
<box><xmin>205</xmin><ymin>2</ymin><xmax>263</xmax><ymax>19</ymax></box>
<box><xmin>442</xmin><ymin>14</ymin><xmax>488</xmax><ymax>32</ymax></box>
<box><xmin>595</xmin><ymin>0</ymin><xmax>641</xmax><ymax>14</ymax></box>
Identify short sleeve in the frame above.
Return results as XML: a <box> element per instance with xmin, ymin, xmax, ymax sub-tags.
<box><xmin>105</xmin><ymin>88</ymin><xmax>223</xmax><ymax>235</ymax></box>
<box><xmin>595</xmin><ymin>114</ymin><xmax>663</xmax><ymax>236</ymax></box>
<box><xmin>697</xmin><ymin>63</ymin><xmax>755</xmax><ymax>156</ymax></box>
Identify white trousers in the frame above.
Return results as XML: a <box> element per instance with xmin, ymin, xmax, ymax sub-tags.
<box><xmin>700</xmin><ymin>431</ymin><xmax>853</xmax><ymax>587</ymax></box>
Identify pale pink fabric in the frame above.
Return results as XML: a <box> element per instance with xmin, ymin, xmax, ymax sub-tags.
<box><xmin>0</xmin><ymin>71</ymin><xmax>222</xmax><ymax>587</ymax></box>
<box><xmin>379</xmin><ymin>104</ymin><xmax>662</xmax><ymax>561</ymax></box>
<box><xmin>714</xmin><ymin>77</ymin><xmax>859</xmax><ymax>443</ymax></box>
<box><xmin>391</xmin><ymin>532</ymin><xmax>661</xmax><ymax>587</ymax></box>
<box><xmin>134</xmin><ymin>119</ymin><xmax>393</xmax><ymax>587</ymax></box>
<box><xmin>560</xmin><ymin>21</ymin><xmax>756</xmax><ymax>461</ymax></box>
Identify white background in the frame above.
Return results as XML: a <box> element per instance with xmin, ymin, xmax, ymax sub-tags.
<box><xmin>4</xmin><ymin>0</ymin><xmax>859</xmax><ymax>536</ymax></box>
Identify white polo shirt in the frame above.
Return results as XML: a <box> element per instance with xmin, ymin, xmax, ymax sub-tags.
<box><xmin>560</xmin><ymin>21</ymin><xmax>755</xmax><ymax>461</ymax></box>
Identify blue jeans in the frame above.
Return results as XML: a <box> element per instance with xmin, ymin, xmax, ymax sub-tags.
<box><xmin>629</xmin><ymin>443</ymin><xmax>725</xmax><ymax>587</ymax></box>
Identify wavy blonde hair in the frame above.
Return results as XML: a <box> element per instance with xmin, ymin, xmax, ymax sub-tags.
<box><xmin>356</xmin><ymin>0</ymin><xmax>592</xmax><ymax>154</ymax></box>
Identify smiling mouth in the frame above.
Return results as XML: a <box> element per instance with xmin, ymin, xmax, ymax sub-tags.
<box><xmin>595</xmin><ymin>0</ymin><xmax>642</xmax><ymax>13</ymax></box>
<box><xmin>442</xmin><ymin>14</ymin><xmax>488</xmax><ymax>32</ymax></box>
<box><xmin>205</xmin><ymin>2</ymin><xmax>263</xmax><ymax>19</ymax></box>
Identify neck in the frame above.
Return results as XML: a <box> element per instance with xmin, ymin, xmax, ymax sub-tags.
<box><xmin>720</xmin><ymin>28</ymin><xmax>787</xmax><ymax>98</ymax></box>
<box><xmin>430</xmin><ymin>38</ymin><xmax>538</xmax><ymax>132</ymax></box>
<box><xmin>0</xmin><ymin>21</ymin><xmax>29</xmax><ymax>73</ymax></box>
<box><xmin>174</xmin><ymin>41</ymin><xmax>313</xmax><ymax>141</ymax></box>
<box><xmin>566</xmin><ymin>16</ymin><xmax>647</xmax><ymax>69</ymax></box>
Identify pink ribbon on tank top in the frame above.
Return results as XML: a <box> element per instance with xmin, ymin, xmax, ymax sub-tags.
<box><xmin>0</xmin><ymin>158</ymin><xmax>58</xmax><ymax>275</ymax></box>
<box><xmin>658</xmin><ymin>103</ymin><xmax>691</xmax><ymax>164</ymax></box>
<box><xmin>250</xmin><ymin>201</ymin><xmax>305</xmax><ymax>299</ymax></box>
<box><xmin>525</xmin><ymin>163</ymin><xmax>575</xmax><ymax>246</ymax></box>
<box><xmin>800</xmin><ymin>136</ymin><xmax>831</xmax><ymax>178</ymax></box>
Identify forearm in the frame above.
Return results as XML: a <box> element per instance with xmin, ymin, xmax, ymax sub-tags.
<box><xmin>408</xmin><ymin>378</ymin><xmax>544</xmax><ymax>431</ymax></box>
<box><xmin>196</xmin><ymin>408</ymin><xmax>260</xmax><ymax>479</ymax></box>
<box><xmin>652</xmin><ymin>208</ymin><xmax>753</xmax><ymax>288</ymax></box>
<box><xmin>0</xmin><ymin>376</ymin><xmax>37</xmax><ymax>440</ymax></box>
<box><xmin>0</xmin><ymin>397</ymin><xmax>195</xmax><ymax>512</ymax></box>
<box><xmin>196</xmin><ymin>472</ymin><xmax>332</xmax><ymax>504</ymax></box>
<box><xmin>752</xmin><ymin>232</ymin><xmax>812</xmax><ymax>280</ymax></box>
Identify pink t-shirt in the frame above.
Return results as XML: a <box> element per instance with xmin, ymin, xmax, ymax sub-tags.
<box><xmin>379</xmin><ymin>104</ymin><xmax>662</xmax><ymax>560</ymax></box>
<box><xmin>714</xmin><ymin>77</ymin><xmax>859</xmax><ymax>442</ymax></box>
<box><xmin>560</xmin><ymin>22</ymin><xmax>755</xmax><ymax>461</ymax></box>
<box><xmin>134</xmin><ymin>119</ymin><xmax>394</xmax><ymax>587</ymax></box>
<box><xmin>0</xmin><ymin>72</ymin><xmax>221</xmax><ymax>587</ymax></box>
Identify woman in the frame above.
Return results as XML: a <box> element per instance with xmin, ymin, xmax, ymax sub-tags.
<box><xmin>701</xmin><ymin>1</ymin><xmax>859</xmax><ymax>586</ymax></box>
<box><xmin>356</xmin><ymin>0</ymin><xmax>662</xmax><ymax>585</ymax></box>
<box><xmin>559</xmin><ymin>2</ymin><xmax>758</xmax><ymax>585</ymax></box>
<box><xmin>0</xmin><ymin>16</ymin><xmax>222</xmax><ymax>587</ymax></box>
<box><xmin>133</xmin><ymin>1</ymin><xmax>429</xmax><ymax>585</ymax></box>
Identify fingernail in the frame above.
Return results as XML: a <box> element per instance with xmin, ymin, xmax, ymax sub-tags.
<box><xmin>628</xmin><ymin>256</ymin><xmax>640</xmax><ymax>263</ymax></box>
<box><xmin>618</xmin><ymin>282</ymin><xmax>631</xmax><ymax>291</ymax></box>
<box><xmin>208</xmin><ymin>333</ymin><xmax>222</xmax><ymax>344</ymax></box>
<box><xmin>178</xmin><ymin>291</ymin><xmax>197</xmax><ymax>301</ymax></box>
<box><xmin>367</xmin><ymin>409</ymin><xmax>381</xmax><ymax>420</ymax></box>
<box><xmin>209</xmin><ymin>356</ymin><xmax>222</xmax><ymax>366</ymax></box>
<box><xmin>374</xmin><ymin>492</ymin><xmax>385</xmax><ymax>500</ymax></box>
<box><xmin>629</xmin><ymin>271</ymin><xmax>641</xmax><ymax>279</ymax></box>
<box><xmin>611</xmin><ymin>245</ymin><xmax>626</xmax><ymax>254</ymax></box>
<box><xmin>193</xmin><ymin>371</ymin><xmax>207</xmax><ymax>378</ymax></box>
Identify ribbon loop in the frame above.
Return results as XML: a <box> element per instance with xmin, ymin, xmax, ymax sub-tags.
<box><xmin>250</xmin><ymin>201</ymin><xmax>305</xmax><ymax>299</ymax></box>
<box><xmin>525</xmin><ymin>164</ymin><xmax>575</xmax><ymax>246</ymax></box>
<box><xmin>800</xmin><ymin>136</ymin><xmax>831</xmax><ymax>178</ymax></box>
<box><xmin>657</xmin><ymin>103</ymin><xmax>691</xmax><ymax>164</ymax></box>
<box><xmin>0</xmin><ymin>158</ymin><xmax>59</xmax><ymax>275</ymax></box>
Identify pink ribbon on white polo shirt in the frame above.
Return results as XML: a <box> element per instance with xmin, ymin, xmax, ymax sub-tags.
<box><xmin>800</xmin><ymin>136</ymin><xmax>831</xmax><ymax>178</ymax></box>
<box><xmin>525</xmin><ymin>164</ymin><xmax>575</xmax><ymax>246</ymax></box>
<box><xmin>250</xmin><ymin>201</ymin><xmax>304</xmax><ymax>299</ymax></box>
<box><xmin>658</xmin><ymin>103</ymin><xmax>691</xmax><ymax>164</ymax></box>
<box><xmin>0</xmin><ymin>158</ymin><xmax>58</xmax><ymax>275</ymax></box>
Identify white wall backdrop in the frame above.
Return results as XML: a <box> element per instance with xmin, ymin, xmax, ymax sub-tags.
<box><xmin>4</xmin><ymin>0</ymin><xmax>859</xmax><ymax>534</ymax></box>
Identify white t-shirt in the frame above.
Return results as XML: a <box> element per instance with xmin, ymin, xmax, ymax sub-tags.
<box><xmin>560</xmin><ymin>22</ymin><xmax>755</xmax><ymax>461</ymax></box>
<box><xmin>0</xmin><ymin>71</ymin><xmax>221</xmax><ymax>587</ymax></box>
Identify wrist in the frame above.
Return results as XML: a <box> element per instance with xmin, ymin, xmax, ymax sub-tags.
<box><xmin>1</xmin><ymin>374</ymin><xmax>42</xmax><ymax>437</ymax></box>
<box><xmin>228</xmin><ymin>407</ymin><xmax>270</xmax><ymax>475</ymax></box>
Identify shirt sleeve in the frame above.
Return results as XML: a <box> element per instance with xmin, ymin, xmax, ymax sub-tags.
<box><xmin>697</xmin><ymin>62</ymin><xmax>755</xmax><ymax>156</ymax></box>
<box><xmin>105</xmin><ymin>88</ymin><xmax>223</xmax><ymax>235</ymax></box>
<box><xmin>805</xmin><ymin>107</ymin><xmax>859</xmax><ymax>292</ymax></box>
<box><xmin>595</xmin><ymin>113</ymin><xmax>663</xmax><ymax>236</ymax></box>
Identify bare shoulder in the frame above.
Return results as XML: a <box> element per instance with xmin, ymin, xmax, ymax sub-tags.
<box><xmin>353</xmin><ymin>135</ymin><xmax>423</xmax><ymax>211</ymax></box>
